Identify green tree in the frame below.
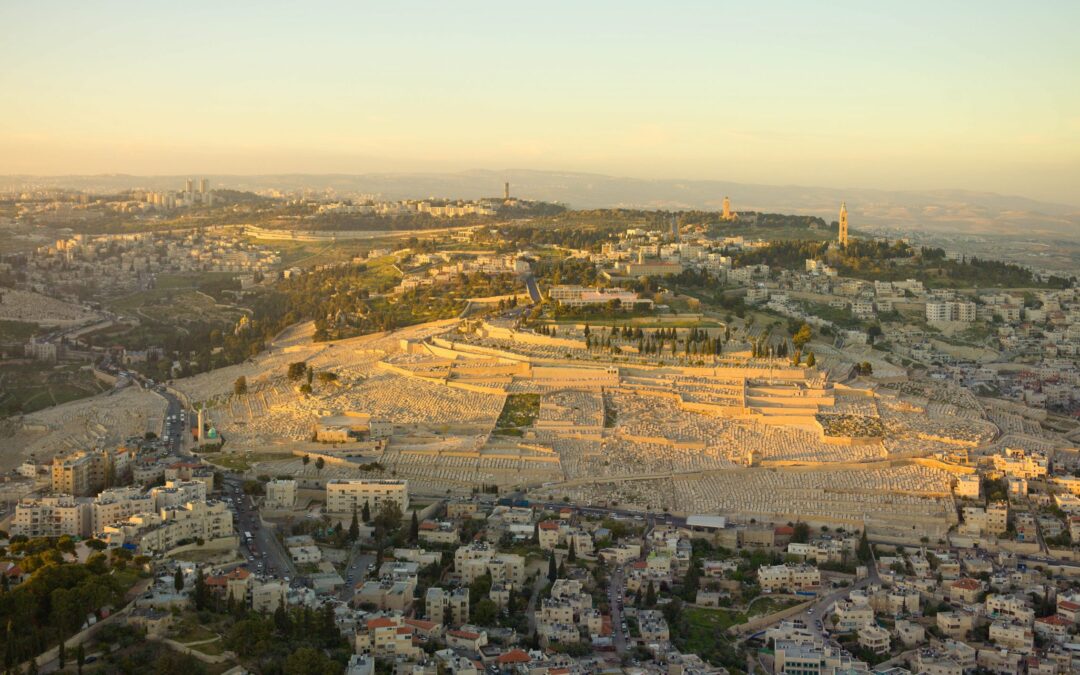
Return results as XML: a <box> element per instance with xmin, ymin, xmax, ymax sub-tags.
<box><xmin>472</xmin><ymin>598</ymin><xmax>498</xmax><ymax>626</ymax></box>
<box><xmin>548</xmin><ymin>553</ymin><xmax>557</xmax><ymax>583</ymax></box>
<box><xmin>315</xmin><ymin>456</ymin><xmax>325</xmax><ymax>474</ymax></box>
<box><xmin>349</xmin><ymin>508</ymin><xmax>360</xmax><ymax>542</ymax></box>
<box><xmin>792</xmin><ymin>522</ymin><xmax>811</xmax><ymax>544</ymax></box>
<box><xmin>792</xmin><ymin>323</ymin><xmax>812</xmax><ymax>349</ymax></box>
<box><xmin>374</xmin><ymin>501</ymin><xmax>402</xmax><ymax>533</ymax></box>
<box><xmin>567</xmin><ymin>538</ymin><xmax>576</xmax><ymax>563</ymax></box>
<box><xmin>857</xmin><ymin>529</ymin><xmax>872</xmax><ymax>562</ymax></box>
<box><xmin>361</xmin><ymin>501</ymin><xmax>371</xmax><ymax>524</ymax></box>
<box><xmin>287</xmin><ymin>362</ymin><xmax>307</xmax><ymax>380</ymax></box>
<box><xmin>233</xmin><ymin>376</ymin><xmax>247</xmax><ymax>395</ymax></box>
<box><xmin>806</xmin><ymin>351</ymin><xmax>816</xmax><ymax>367</ymax></box>
<box><xmin>174</xmin><ymin>567</ymin><xmax>184</xmax><ymax>593</ymax></box>
<box><xmin>409</xmin><ymin>511</ymin><xmax>419</xmax><ymax>543</ymax></box>
<box><xmin>194</xmin><ymin>567</ymin><xmax>208</xmax><ymax>610</ymax></box>
<box><xmin>283</xmin><ymin>646</ymin><xmax>339</xmax><ymax>675</ymax></box>
<box><xmin>645</xmin><ymin>581</ymin><xmax>657</xmax><ymax>608</ymax></box>
<box><xmin>76</xmin><ymin>643</ymin><xmax>85</xmax><ymax>675</ymax></box>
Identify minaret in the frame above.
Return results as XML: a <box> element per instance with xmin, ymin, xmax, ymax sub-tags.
<box><xmin>504</xmin><ymin>182</ymin><xmax>510</xmax><ymax>200</ymax></box>
<box><xmin>722</xmin><ymin>196</ymin><xmax>731</xmax><ymax>220</ymax></box>
<box><xmin>838</xmin><ymin>202</ymin><xmax>849</xmax><ymax>247</ymax></box>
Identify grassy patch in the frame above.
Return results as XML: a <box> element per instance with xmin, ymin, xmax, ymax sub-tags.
<box><xmin>673</xmin><ymin>607</ymin><xmax>747</xmax><ymax>669</ymax></box>
<box><xmin>746</xmin><ymin>597</ymin><xmax>803</xmax><ymax>618</ymax></box>
<box><xmin>208</xmin><ymin>451</ymin><xmax>291</xmax><ymax>472</ymax></box>
<box><xmin>0</xmin><ymin>362</ymin><xmax>108</xmax><ymax>417</ymax></box>
<box><xmin>0</xmin><ymin>319</ymin><xmax>40</xmax><ymax>342</ymax></box>
<box><xmin>171</xmin><ymin>619</ymin><xmax>219</xmax><ymax>644</ymax></box>
<box><xmin>494</xmin><ymin>394</ymin><xmax>540</xmax><ymax>432</ymax></box>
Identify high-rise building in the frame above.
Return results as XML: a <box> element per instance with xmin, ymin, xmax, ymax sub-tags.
<box><xmin>199</xmin><ymin>178</ymin><xmax>209</xmax><ymax>194</ymax></box>
<box><xmin>504</xmin><ymin>182</ymin><xmax>510</xmax><ymax>200</ymax></box>
<box><xmin>722</xmin><ymin>196</ymin><xmax>732</xmax><ymax>220</ymax></box>
<box><xmin>185</xmin><ymin>178</ymin><xmax>194</xmax><ymax>195</ymax></box>
<box><xmin>838</xmin><ymin>202</ymin><xmax>849</xmax><ymax>247</ymax></box>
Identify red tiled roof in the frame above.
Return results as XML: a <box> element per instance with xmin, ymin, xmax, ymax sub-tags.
<box><xmin>1057</xmin><ymin>600</ymin><xmax>1080</xmax><ymax>611</ymax></box>
<box><xmin>367</xmin><ymin>617</ymin><xmax>397</xmax><ymax>629</ymax></box>
<box><xmin>496</xmin><ymin>649</ymin><xmax>531</xmax><ymax>665</ymax></box>
<box><xmin>774</xmin><ymin>526</ymin><xmax>795</xmax><ymax>535</ymax></box>
<box><xmin>447</xmin><ymin>629</ymin><xmax>481</xmax><ymax>640</ymax></box>
<box><xmin>1036</xmin><ymin>614</ymin><xmax>1072</xmax><ymax>626</ymax></box>
<box><xmin>405</xmin><ymin>618</ymin><xmax>438</xmax><ymax>631</ymax></box>
<box><xmin>539</xmin><ymin>521</ymin><xmax>560</xmax><ymax>530</ymax></box>
<box><xmin>951</xmin><ymin>578</ymin><xmax>981</xmax><ymax>590</ymax></box>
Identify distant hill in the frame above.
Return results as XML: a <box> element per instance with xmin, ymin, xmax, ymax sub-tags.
<box><xmin>5</xmin><ymin>169</ymin><xmax>1078</xmax><ymax>238</ymax></box>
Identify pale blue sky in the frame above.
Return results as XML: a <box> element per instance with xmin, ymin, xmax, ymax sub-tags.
<box><xmin>1</xmin><ymin>1</ymin><xmax>1078</xmax><ymax>203</ymax></box>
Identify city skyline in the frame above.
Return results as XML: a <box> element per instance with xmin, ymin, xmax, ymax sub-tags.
<box><xmin>1</xmin><ymin>1</ymin><xmax>1078</xmax><ymax>205</ymax></box>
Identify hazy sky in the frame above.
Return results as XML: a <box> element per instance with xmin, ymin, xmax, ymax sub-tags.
<box><xmin>1</xmin><ymin>1</ymin><xmax>1078</xmax><ymax>204</ymax></box>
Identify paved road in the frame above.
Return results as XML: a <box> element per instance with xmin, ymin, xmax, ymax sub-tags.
<box><xmin>525</xmin><ymin>572</ymin><xmax>547</xmax><ymax>635</ymax></box>
<box><xmin>524</xmin><ymin>275</ymin><xmax>541</xmax><ymax>303</ymax></box>
<box><xmin>222</xmin><ymin>475</ymin><xmax>297</xmax><ymax>583</ymax></box>
<box><xmin>608</xmin><ymin>567</ymin><xmax>629</xmax><ymax>654</ymax></box>
<box><xmin>338</xmin><ymin>547</ymin><xmax>376</xmax><ymax>601</ymax></box>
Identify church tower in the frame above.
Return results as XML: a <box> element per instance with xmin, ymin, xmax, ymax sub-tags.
<box><xmin>722</xmin><ymin>196</ymin><xmax>731</xmax><ymax>220</ymax></box>
<box><xmin>838</xmin><ymin>202</ymin><xmax>849</xmax><ymax>247</ymax></box>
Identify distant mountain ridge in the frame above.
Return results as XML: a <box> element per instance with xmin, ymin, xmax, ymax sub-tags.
<box><xmin>5</xmin><ymin>169</ymin><xmax>1078</xmax><ymax>238</ymax></box>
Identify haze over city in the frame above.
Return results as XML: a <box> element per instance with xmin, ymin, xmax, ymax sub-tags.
<box><xmin>3</xmin><ymin>4</ymin><xmax>1080</xmax><ymax>675</ymax></box>
<box><xmin>2</xmin><ymin>1</ymin><xmax>1079</xmax><ymax>204</ymax></box>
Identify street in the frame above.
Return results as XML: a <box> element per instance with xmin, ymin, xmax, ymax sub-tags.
<box><xmin>338</xmin><ymin>547</ymin><xmax>376</xmax><ymax>601</ymax></box>
<box><xmin>222</xmin><ymin>475</ymin><xmax>298</xmax><ymax>584</ymax></box>
<box><xmin>608</xmin><ymin>566</ymin><xmax>629</xmax><ymax>654</ymax></box>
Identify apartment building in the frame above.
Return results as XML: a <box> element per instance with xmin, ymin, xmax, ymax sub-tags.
<box><xmin>91</xmin><ymin>487</ymin><xmax>155</xmax><ymax>533</ymax></box>
<box><xmin>325</xmin><ymin>479</ymin><xmax>408</xmax><ymax>515</ymax></box>
<box><xmin>926</xmin><ymin>301</ymin><xmax>977</xmax><ymax>323</ymax></box>
<box><xmin>989</xmin><ymin>620</ymin><xmax>1034</xmax><ymax>653</ymax></box>
<box><xmin>426</xmin><ymin>587</ymin><xmax>470</xmax><ymax>627</ymax></box>
<box><xmin>962</xmin><ymin>502</ymin><xmax>1009</xmax><ymax>536</ymax></box>
<box><xmin>758</xmin><ymin>563</ymin><xmax>821</xmax><ymax>593</ymax></box>
<box><xmin>11</xmin><ymin>495</ymin><xmax>91</xmax><ymax>538</ymax></box>
<box><xmin>138</xmin><ymin>500</ymin><xmax>233</xmax><ymax>554</ymax></box>
<box><xmin>51</xmin><ymin>447</ymin><xmax>132</xmax><ymax>496</ymax></box>
<box><xmin>265</xmin><ymin>479</ymin><xmax>297</xmax><ymax>509</ymax></box>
